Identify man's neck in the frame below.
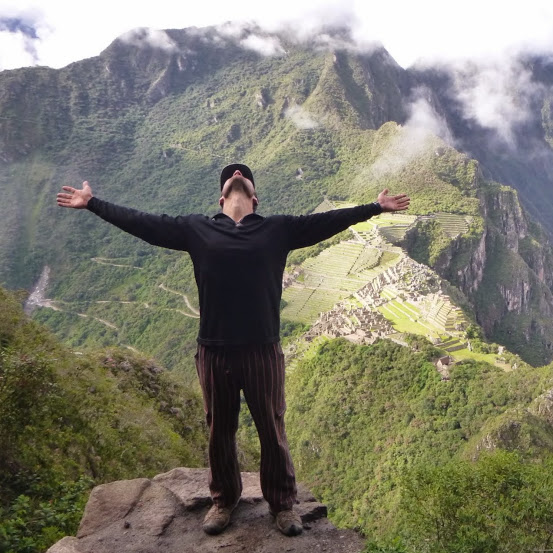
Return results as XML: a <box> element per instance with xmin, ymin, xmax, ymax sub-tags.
<box><xmin>222</xmin><ymin>197</ymin><xmax>254</xmax><ymax>223</ymax></box>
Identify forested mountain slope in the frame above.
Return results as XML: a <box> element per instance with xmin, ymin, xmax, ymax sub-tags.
<box><xmin>1</xmin><ymin>24</ymin><xmax>553</xmax><ymax>365</ymax></box>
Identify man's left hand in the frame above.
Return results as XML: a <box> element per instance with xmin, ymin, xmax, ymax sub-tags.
<box><xmin>377</xmin><ymin>189</ymin><xmax>410</xmax><ymax>212</ymax></box>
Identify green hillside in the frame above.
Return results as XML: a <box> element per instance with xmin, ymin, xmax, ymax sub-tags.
<box><xmin>0</xmin><ymin>274</ymin><xmax>551</xmax><ymax>552</ymax></box>
<box><xmin>3</xmin><ymin>281</ymin><xmax>553</xmax><ymax>553</ymax></box>
<box><xmin>286</xmin><ymin>337</ymin><xmax>553</xmax><ymax>551</ymax></box>
<box><xmin>0</xmin><ymin>287</ymin><xmax>208</xmax><ymax>551</ymax></box>
<box><xmin>0</xmin><ymin>27</ymin><xmax>552</xmax><ymax>366</ymax></box>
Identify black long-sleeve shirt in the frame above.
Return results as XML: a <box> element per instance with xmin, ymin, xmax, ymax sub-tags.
<box><xmin>87</xmin><ymin>197</ymin><xmax>382</xmax><ymax>345</ymax></box>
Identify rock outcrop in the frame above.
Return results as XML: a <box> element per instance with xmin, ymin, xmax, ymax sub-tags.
<box><xmin>410</xmin><ymin>182</ymin><xmax>553</xmax><ymax>365</ymax></box>
<box><xmin>47</xmin><ymin>468</ymin><xmax>364</xmax><ymax>553</ymax></box>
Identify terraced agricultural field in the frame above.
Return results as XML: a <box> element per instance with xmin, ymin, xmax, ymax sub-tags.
<box><xmin>436</xmin><ymin>336</ymin><xmax>466</xmax><ymax>352</ymax></box>
<box><xmin>426</xmin><ymin>299</ymin><xmax>468</xmax><ymax>332</ymax></box>
<box><xmin>378</xmin><ymin>298</ymin><xmax>444</xmax><ymax>339</ymax></box>
<box><xmin>351</xmin><ymin>212</ymin><xmax>417</xmax><ymax>243</ymax></box>
<box><xmin>444</xmin><ymin>347</ymin><xmax>512</xmax><ymax>369</ymax></box>
<box><xmin>418</xmin><ymin>213</ymin><xmax>471</xmax><ymax>238</ymax></box>
<box><xmin>281</xmin><ymin>286</ymin><xmax>344</xmax><ymax>322</ymax></box>
<box><xmin>282</xmin><ymin>242</ymin><xmax>364</xmax><ymax>322</ymax></box>
<box><xmin>330</xmin><ymin>200</ymin><xmax>360</xmax><ymax>209</ymax></box>
<box><xmin>435</xmin><ymin>213</ymin><xmax>471</xmax><ymax>237</ymax></box>
<box><xmin>282</xmin><ymin>241</ymin><xmax>401</xmax><ymax>323</ymax></box>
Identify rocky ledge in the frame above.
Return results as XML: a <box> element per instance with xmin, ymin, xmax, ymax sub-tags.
<box><xmin>47</xmin><ymin>468</ymin><xmax>364</xmax><ymax>553</ymax></box>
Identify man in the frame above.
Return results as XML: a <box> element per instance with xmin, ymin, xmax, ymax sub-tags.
<box><xmin>57</xmin><ymin>164</ymin><xmax>410</xmax><ymax>537</ymax></box>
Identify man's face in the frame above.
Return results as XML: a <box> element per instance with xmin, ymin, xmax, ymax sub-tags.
<box><xmin>221</xmin><ymin>173</ymin><xmax>255</xmax><ymax>199</ymax></box>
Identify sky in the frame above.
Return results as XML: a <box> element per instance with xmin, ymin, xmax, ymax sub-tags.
<box><xmin>2</xmin><ymin>0</ymin><xmax>553</xmax><ymax>72</ymax></box>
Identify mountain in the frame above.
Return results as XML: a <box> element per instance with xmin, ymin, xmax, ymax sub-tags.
<box><xmin>0</xmin><ymin>24</ymin><xmax>553</xmax><ymax>367</ymax></box>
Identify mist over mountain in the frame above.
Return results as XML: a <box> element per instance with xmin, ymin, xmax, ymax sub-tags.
<box><xmin>411</xmin><ymin>54</ymin><xmax>553</xmax><ymax>234</ymax></box>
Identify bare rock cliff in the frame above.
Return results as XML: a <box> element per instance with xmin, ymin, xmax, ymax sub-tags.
<box><xmin>47</xmin><ymin>468</ymin><xmax>364</xmax><ymax>553</ymax></box>
<box><xmin>428</xmin><ymin>184</ymin><xmax>553</xmax><ymax>364</ymax></box>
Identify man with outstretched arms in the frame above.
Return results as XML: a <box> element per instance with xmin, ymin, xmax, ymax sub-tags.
<box><xmin>57</xmin><ymin>164</ymin><xmax>409</xmax><ymax>537</ymax></box>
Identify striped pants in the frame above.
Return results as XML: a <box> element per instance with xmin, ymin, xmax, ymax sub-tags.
<box><xmin>195</xmin><ymin>343</ymin><xmax>297</xmax><ymax>512</ymax></box>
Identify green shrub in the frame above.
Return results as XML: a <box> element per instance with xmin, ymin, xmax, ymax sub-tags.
<box><xmin>0</xmin><ymin>477</ymin><xmax>92</xmax><ymax>553</ymax></box>
<box><xmin>398</xmin><ymin>451</ymin><xmax>553</xmax><ymax>553</ymax></box>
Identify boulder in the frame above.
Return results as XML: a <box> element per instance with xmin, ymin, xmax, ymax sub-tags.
<box><xmin>47</xmin><ymin>468</ymin><xmax>364</xmax><ymax>553</ymax></box>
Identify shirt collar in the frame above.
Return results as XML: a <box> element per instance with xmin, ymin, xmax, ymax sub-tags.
<box><xmin>212</xmin><ymin>212</ymin><xmax>264</xmax><ymax>223</ymax></box>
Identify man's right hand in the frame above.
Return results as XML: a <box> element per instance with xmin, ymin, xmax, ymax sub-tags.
<box><xmin>57</xmin><ymin>181</ymin><xmax>93</xmax><ymax>209</ymax></box>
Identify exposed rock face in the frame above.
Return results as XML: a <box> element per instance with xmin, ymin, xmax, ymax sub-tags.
<box><xmin>447</xmin><ymin>228</ymin><xmax>487</xmax><ymax>296</ymax></box>
<box><xmin>531</xmin><ymin>388</ymin><xmax>553</xmax><ymax>426</ymax></box>
<box><xmin>47</xmin><ymin>468</ymin><xmax>364</xmax><ymax>553</ymax></box>
<box><xmin>422</xmin><ymin>183</ymin><xmax>553</xmax><ymax>364</ymax></box>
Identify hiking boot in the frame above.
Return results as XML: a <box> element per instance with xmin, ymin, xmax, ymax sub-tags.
<box><xmin>272</xmin><ymin>508</ymin><xmax>303</xmax><ymax>536</ymax></box>
<box><xmin>202</xmin><ymin>503</ymin><xmax>237</xmax><ymax>535</ymax></box>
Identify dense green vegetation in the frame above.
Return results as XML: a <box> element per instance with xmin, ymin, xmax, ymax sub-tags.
<box><xmin>403</xmin><ymin>219</ymin><xmax>452</xmax><ymax>266</ymax></box>
<box><xmin>0</xmin><ymin>288</ymin><xmax>208</xmax><ymax>552</ymax></box>
<box><xmin>286</xmin><ymin>338</ymin><xmax>553</xmax><ymax>549</ymax></box>
<box><xmin>367</xmin><ymin>451</ymin><xmax>553</xmax><ymax>552</ymax></box>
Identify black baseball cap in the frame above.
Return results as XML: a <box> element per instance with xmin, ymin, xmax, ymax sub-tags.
<box><xmin>220</xmin><ymin>163</ymin><xmax>255</xmax><ymax>190</ymax></box>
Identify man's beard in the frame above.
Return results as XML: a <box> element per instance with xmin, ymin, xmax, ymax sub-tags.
<box><xmin>224</xmin><ymin>176</ymin><xmax>254</xmax><ymax>198</ymax></box>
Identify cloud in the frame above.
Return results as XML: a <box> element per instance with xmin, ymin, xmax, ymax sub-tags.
<box><xmin>239</xmin><ymin>34</ymin><xmax>285</xmax><ymax>57</ymax></box>
<box><xmin>370</xmin><ymin>92</ymin><xmax>453</xmax><ymax>178</ymax></box>
<box><xmin>0</xmin><ymin>30</ymin><xmax>38</xmax><ymax>68</ymax></box>
<box><xmin>407</xmin><ymin>91</ymin><xmax>454</xmax><ymax>143</ymax></box>
<box><xmin>0</xmin><ymin>17</ymin><xmax>38</xmax><ymax>38</ymax></box>
<box><xmin>450</xmin><ymin>59</ymin><xmax>543</xmax><ymax>147</ymax></box>
<box><xmin>354</xmin><ymin>0</ymin><xmax>553</xmax><ymax>68</ymax></box>
<box><xmin>0</xmin><ymin>6</ymin><xmax>48</xmax><ymax>69</ymax></box>
<box><xmin>5</xmin><ymin>0</ymin><xmax>553</xmax><ymax>73</ymax></box>
<box><xmin>118</xmin><ymin>28</ymin><xmax>178</xmax><ymax>53</ymax></box>
<box><xmin>215</xmin><ymin>21</ymin><xmax>249</xmax><ymax>40</ymax></box>
<box><xmin>284</xmin><ymin>104</ymin><xmax>320</xmax><ymax>130</ymax></box>
<box><xmin>201</xmin><ymin>22</ymin><xmax>287</xmax><ymax>57</ymax></box>
<box><xmin>214</xmin><ymin>19</ymin><xmax>362</xmax><ymax>58</ymax></box>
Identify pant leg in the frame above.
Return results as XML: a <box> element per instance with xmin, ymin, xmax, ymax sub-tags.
<box><xmin>195</xmin><ymin>345</ymin><xmax>242</xmax><ymax>507</ymax></box>
<box><xmin>240</xmin><ymin>343</ymin><xmax>297</xmax><ymax>512</ymax></box>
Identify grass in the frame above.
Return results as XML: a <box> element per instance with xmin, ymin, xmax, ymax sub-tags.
<box><xmin>378</xmin><ymin>303</ymin><xmax>443</xmax><ymax>338</ymax></box>
<box><xmin>450</xmin><ymin>348</ymin><xmax>512</xmax><ymax>369</ymax></box>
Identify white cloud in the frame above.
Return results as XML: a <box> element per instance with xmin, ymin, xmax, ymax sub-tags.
<box><xmin>353</xmin><ymin>0</ymin><xmax>553</xmax><ymax>67</ymax></box>
<box><xmin>239</xmin><ymin>34</ymin><xmax>285</xmax><ymax>57</ymax></box>
<box><xmin>451</xmin><ymin>60</ymin><xmax>542</xmax><ymax>147</ymax></box>
<box><xmin>215</xmin><ymin>21</ymin><xmax>250</xmax><ymax>40</ymax></box>
<box><xmin>370</xmin><ymin>94</ymin><xmax>452</xmax><ymax>178</ymax></box>
<box><xmin>0</xmin><ymin>31</ymin><xmax>37</xmax><ymax>69</ymax></box>
<box><xmin>284</xmin><ymin>104</ymin><xmax>320</xmax><ymax>129</ymax></box>
<box><xmin>407</xmin><ymin>92</ymin><xmax>453</xmax><ymax>143</ymax></box>
<box><xmin>118</xmin><ymin>28</ymin><xmax>178</xmax><ymax>53</ymax></box>
<box><xmin>2</xmin><ymin>0</ymin><xmax>553</xmax><ymax>72</ymax></box>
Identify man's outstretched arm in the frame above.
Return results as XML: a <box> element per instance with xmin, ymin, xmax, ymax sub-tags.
<box><xmin>57</xmin><ymin>181</ymin><xmax>191</xmax><ymax>251</ymax></box>
<box><xmin>286</xmin><ymin>188</ymin><xmax>410</xmax><ymax>250</ymax></box>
